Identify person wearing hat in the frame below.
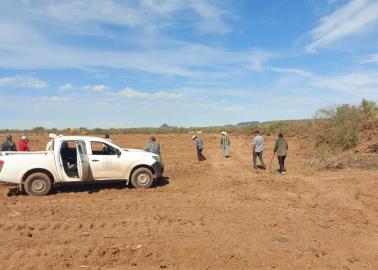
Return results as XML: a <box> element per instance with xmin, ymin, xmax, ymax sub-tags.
<box><xmin>46</xmin><ymin>133</ymin><xmax>57</xmax><ymax>151</ymax></box>
<box><xmin>1</xmin><ymin>135</ymin><xmax>17</xmax><ymax>151</ymax></box>
<box><xmin>144</xmin><ymin>136</ymin><xmax>161</xmax><ymax>156</ymax></box>
<box><xmin>220</xmin><ymin>131</ymin><xmax>231</xmax><ymax>158</ymax></box>
<box><xmin>192</xmin><ymin>135</ymin><xmax>206</xmax><ymax>161</ymax></box>
<box><xmin>18</xmin><ymin>136</ymin><xmax>30</xmax><ymax>151</ymax></box>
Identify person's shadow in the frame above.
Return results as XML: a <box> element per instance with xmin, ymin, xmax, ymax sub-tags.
<box><xmin>6</xmin><ymin>177</ymin><xmax>170</xmax><ymax>197</ymax></box>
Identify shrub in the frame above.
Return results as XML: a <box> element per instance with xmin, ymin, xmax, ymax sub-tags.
<box><xmin>313</xmin><ymin>99</ymin><xmax>378</xmax><ymax>152</ymax></box>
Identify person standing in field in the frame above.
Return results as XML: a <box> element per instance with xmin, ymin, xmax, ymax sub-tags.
<box><xmin>192</xmin><ymin>135</ymin><xmax>206</xmax><ymax>161</ymax></box>
<box><xmin>1</xmin><ymin>135</ymin><xmax>17</xmax><ymax>151</ymax></box>
<box><xmin>105</xmin><ymin>132</ymin><xmax>112</xmax><ymax>143</ymax></box>
<box><xmin>144</xmin><ymin>136</ymin><xmax>161</xmax><ymax>156</ymax></box>
<box><xmin>18</xmin><ymin>136</ymin><xmax>30</xmax><ymax>151</ymax></box>
<box><xmin>252</xmin><ymin>130</ymin><xmax>265</xmax><ymax>170</ymax></box>
<box><xmin>46</xmin><ymin>133</ymin><xmax>57</xmax><ymax>151</ymax></box>
<box><xmin>274</xmin><ymin>133</ymin><xmax>288</xmax><ymax>175</ymax></box>
<box><xmin>220</xmin><ymin>131</ymin><xmax>231</xmax><ymax>158</ymax></box>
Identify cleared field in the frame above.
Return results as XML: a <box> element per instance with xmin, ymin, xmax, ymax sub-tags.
<box><xmin>0</xmin><ymin>134</ymin><xmax>377</xmax><ymax>269</ymax></box>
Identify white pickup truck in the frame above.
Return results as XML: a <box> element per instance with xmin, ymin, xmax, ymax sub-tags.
<box><xmin>0</xmin><ymin>136</ymin><xmax>164</xmax><ymax>196</ymax></box>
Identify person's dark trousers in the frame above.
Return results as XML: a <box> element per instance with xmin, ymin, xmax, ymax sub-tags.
<box><xmin>197</xmin><ymin>148</ymin><xmax>206</xmax><ymax>161</ymax></box>
<box><xmin>278</xmin><ymin>155</ymin><xmax>286</xmax><ymax>172</ymax></box>
<box><xmin>253</xmin><ymin>151</ymin><xmax>265</xmax><ymax>169</ymax></box>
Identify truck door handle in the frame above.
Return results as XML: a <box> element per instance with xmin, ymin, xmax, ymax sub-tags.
<box><xmin>91</xmin><ymin>159</ymin><xmax>99</xmax><ymax>162</ymax></box>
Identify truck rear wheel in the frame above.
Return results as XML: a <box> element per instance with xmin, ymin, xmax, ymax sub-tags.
<box><xmin>130</xmin><ymin>167</ymin><xmax>154</xmax><ymax>189</ymax></box>
<box><xmin>24</xmin><ymin>172</ymin><xmax>52</xmax><ymax>196</ymax></box>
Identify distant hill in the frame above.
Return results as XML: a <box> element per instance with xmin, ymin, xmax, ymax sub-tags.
<box><xmin>236</xmin><ymin>121</ymin><xmax>260</xmax><ymax>126</ymax></box>
<box><xmin>160</xmin><ymin>123</ymin><xmax>173</xmax><ymax>128</ymax></box>
<box><xmin>260</xmin><ymin>119</ymin><xmax>312</xmax><ymax>125</ymax></box>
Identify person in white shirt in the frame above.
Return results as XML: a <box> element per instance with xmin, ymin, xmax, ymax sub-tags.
<box><xmin>46</xmin><ymin>133</ymin><xmax>57</xmax><ymax>151</ymax></box>
<box><xmin>252</xmin><ymin>130</ymin><xmax>266</xmax><ymax>170</ymax></box>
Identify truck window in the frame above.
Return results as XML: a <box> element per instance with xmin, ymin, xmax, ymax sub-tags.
<box><xmin>90</xmin><ymin>141</ymin><xmax>118</xmax><ymax>155</ymax></box>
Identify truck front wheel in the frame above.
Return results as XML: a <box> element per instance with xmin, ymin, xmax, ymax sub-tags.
<box><xmin>130</xmin><ymin>167</ymin><xmax>154</xmax><ymax>189</ymax></box>
<box><xmin>24</xmin><ymin>172</ymin><xmax>52</xmax><ymax>196</ymax></box>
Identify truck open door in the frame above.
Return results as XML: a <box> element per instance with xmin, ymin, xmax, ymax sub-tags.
<box><xmin>76</xmin><ymin>141</ymin><xmax>90</xmax><ymax>181</ymax></box>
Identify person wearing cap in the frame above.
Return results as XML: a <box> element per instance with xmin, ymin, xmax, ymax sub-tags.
<box><xmin>1</xmin><ymin>135</ymin><xmax>17</xmax><ymax>151</ymax></box>
<box><xmin>46</xmin><ymin>133</ymin><xmax>57</xmax><ymax>151</ymax></box>
<box><xmin>144</xmin><ymin>136</ymin><xmax>161</xmax><ymax>156</ymax></box>
<box><xmin>220</xmin><ymin>131</ymin><xmax>231</xmax><ymax>158</ymax></box>
<box><xmin>274</xmin><ymin>133</ymin><xmax>288</xmax><ymax>175</ymax></box>
<box><xmin>252</xmin><ymin>130</ymin><xmax>265</xmax><ymax>170</ymax></box>
<box><xmin>19</xmin><ymin>136</ymin><xmax>30</xmax><ymax>151</ymax></box>
<box><xmin>192</xmin><ymin>135</ymin><xmax>206</xmax><ymax>161</ymax></box>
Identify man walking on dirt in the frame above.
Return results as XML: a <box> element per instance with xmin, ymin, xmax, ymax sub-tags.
<box><xmin>144</xmin><ymin>136</ymin><xmax>161</xmax><ymax>156</ymax></box>
<box><xmin>220</xmin><ymin>131</ymin><xmax>230</xmax><ymax>158</ymax></box>
<box><xmin>1</xmin><ymin>135</ymin><xmax>17</xmax><ymax>151</ymax></box>
<box><xmin>274</xmin><ymin>133</ymin><xmax>288</xmax><ymax>175</ymax></box>
<box><xmin>252</xmin><ymin>130</ymin><xmax>265</xmax><ymax>170</ymax></box>
<box><xmin>192</xmin><ymin>135</ymin><xmax>206</xmax><ymax>161</ymax></box>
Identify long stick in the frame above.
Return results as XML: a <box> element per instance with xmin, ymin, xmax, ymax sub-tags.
<box><xmin>269</xmin><ymin>152</ymin><xmax>276</xmax><ymax>172</ymax></box>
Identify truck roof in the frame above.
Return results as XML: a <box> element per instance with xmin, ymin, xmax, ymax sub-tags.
<box><xmin>54</xmin><ymin>136</ymin><xmax>107</xmax><ymax>141</ymax></box>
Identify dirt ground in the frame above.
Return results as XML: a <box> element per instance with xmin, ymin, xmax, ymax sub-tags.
<box><xmin>0</xmin><ymin>133</ymin><xmax>378</xmax><ymax>270</ymax></box>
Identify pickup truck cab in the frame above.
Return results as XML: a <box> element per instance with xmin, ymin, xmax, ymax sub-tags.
<box><xmin>0</xmin><ymin>136</ymin><xmax>164</xmax><ymax>196</ymax></box>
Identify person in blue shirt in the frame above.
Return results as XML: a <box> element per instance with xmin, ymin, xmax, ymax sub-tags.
<box><xmin>192</xmin><ymin>135</ymin><xmax>206</xmax><ymax>161</ymax></box>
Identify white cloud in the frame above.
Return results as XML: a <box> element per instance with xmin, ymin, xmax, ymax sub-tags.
<box><xmin>224</xmin><ymin>106</ymin><xmax>246</xmax><ymax>111</ymax></box>
<box><xmin>306</xmin><ymin>0</ymin><xmax>378</xmax><ymax>53</ymax></box>
<box><xmin>59</xmin><ymin>83</ymin><xmax>74</xmax><ymax>91</ymax></box>
<box><xmin>59</xmin><ymin>83</ymin><xmax>111</xmax><ymax>92</ymax></box>
<box><xmin>269</xmin><ymin>67</ymin><xmax>314</xmax><ymax>77</ymax></box>
<box><xmin>26</xmin><ymin>0</ymin><xmax>231</xmax><ymax>35</ymax></box>
<box><xmin>82</xmin><ymin>84</ymin><xmax>110</xmax><ymax>92</ymax></box>
<box><xmin>119</xmin><ymin>87</ymin><xmax>184</xmax><ymax>99</ymax></box>
<box><xmin>0</xmin><ymin>75</ymin><xmax>48</xmax><ymax>89</ymax></box>
<box><xmin>0</xmin><ymin>21</ymin><xmax>250</xmax><ymax>78</ymax></box>
<box><xmin>311</xmin><ymin>71</ymin><xmax>378</xmax><ymax>95</ymax></box>
<box><xmin>360</xmin><ymin>54</ymin><xmax>378</xmax><ymax>64</ymax></box>
<box><xmin>248</xmin><ymin>48</ymin><xmax>274</xmax><ymax>71</ymax></box>
<box><xmin>270</xmin><ymin>66</ymin><xmax>378</xmax><ymax>98</ymax></box>
<box><xmin>42</xmin><ymin>96</ymin><xmax>70</xmax><ymax>102</ymax></box>
<box><xmin>35</xmin><ymin>0</ymin><xmax>141</xmax><ymax>28</ymax></box>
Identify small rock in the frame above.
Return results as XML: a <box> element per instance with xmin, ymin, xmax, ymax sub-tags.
<box><xmin>132</xmin><ymin>245</ymin><xmax>143</xmax><ymax>251</ymax></box>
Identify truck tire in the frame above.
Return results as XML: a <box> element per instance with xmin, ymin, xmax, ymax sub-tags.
<box><xmin>24</xmin><ymin>172</ymin><xmax>52</xmax><ymax>196</ymax></box>
<box><xmin>130</xmin><ymin>167</ymin><xmax>154</xmax><ymax>189</ymax></box>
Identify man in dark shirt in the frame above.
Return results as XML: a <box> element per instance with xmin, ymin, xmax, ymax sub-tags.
<box><xmin>1</xmin><ymin>135</ymin><xmax>17</xmax><ymax>151</ymax></box>
<box><xmin>274</xmin><ymin>133</ymin><xmax>289</xmax><ymax>175</ymax></box>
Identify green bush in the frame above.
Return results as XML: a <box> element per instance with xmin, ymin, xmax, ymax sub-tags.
<box><xmin>313</xmin><ymin>99</ymin><xmax>378</xmax><ymax>152</ymax></box>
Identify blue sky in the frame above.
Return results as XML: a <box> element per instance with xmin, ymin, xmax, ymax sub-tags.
<box><xmin>1</xmin><ymin>0</ymin><xmax>378</xmax><ymax>128</ymax></box>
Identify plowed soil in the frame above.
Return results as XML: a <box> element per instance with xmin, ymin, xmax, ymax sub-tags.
<box><xmin>0</xmin><ymin>134</ymin><xmax>377</xmax><ymax>269</ymax></box>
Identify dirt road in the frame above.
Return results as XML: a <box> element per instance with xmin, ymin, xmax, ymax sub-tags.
<box><xmin>0</xmin><ymin>134</ymin><xmax>377</xmax><ymax>269</ymax></box>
